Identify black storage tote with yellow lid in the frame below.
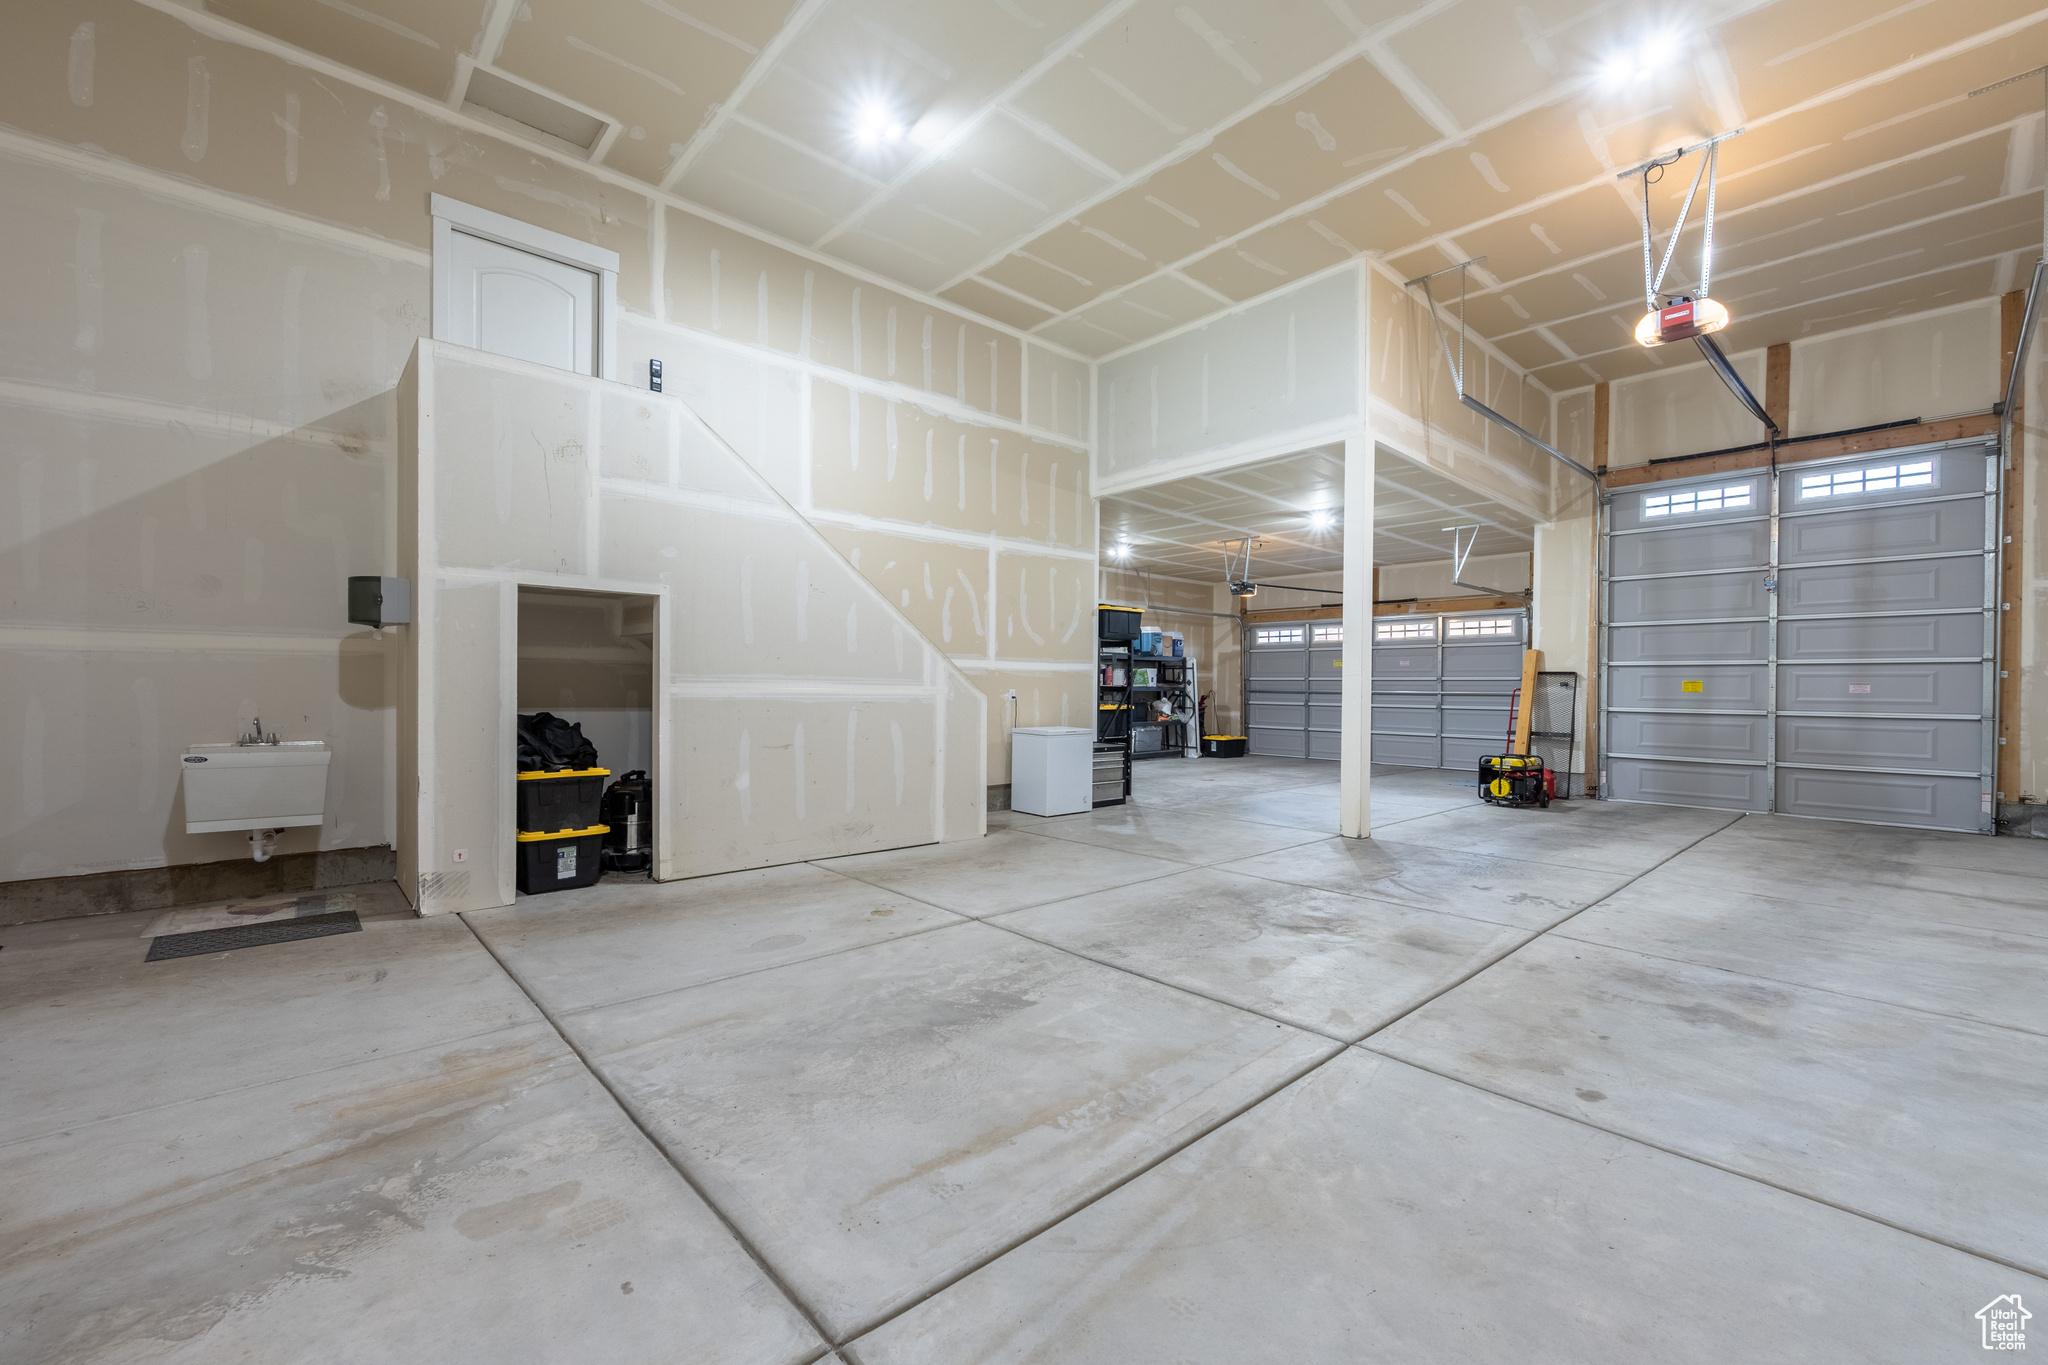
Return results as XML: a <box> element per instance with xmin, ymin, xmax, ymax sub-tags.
<box><xmin>516</xmin><ymin>767</ymin><xmax>608</xmax><ymax>834</ymax></box>
<box><xmin>516</xmin><ymin>824</ymin><xmax>608</xmax><ymax>893</ymax></box>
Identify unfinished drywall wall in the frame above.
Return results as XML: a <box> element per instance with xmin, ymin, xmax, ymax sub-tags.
<box><xmin>1377</xmin><ymin>554</ymin><xmax>1531</xmax><ymax>603</ymax></box>
<box><xmin>1367</xmin><ymin>263</ymin><xmax>1557</xmax><ymax>523</ymax></box>
<box><xmin>1097</xmin><ymin>267</ymin><xmax>1362</xmax><ymax>491</ymax></box>
<box><xmin>0</xmin><ymin>0</ymin><xmax>1089</xmax><ymax>885</ymax></box>
<box><xmin>402</xmin><ymin>341</ymin><xmax>986</xmax><ymax>914</ymax></box>
<box><xmin>1594</xmin><ymin>299</ymin><xmax>2001</xmax><ymax>470</ymax></box>
<box><xmin>1608</xmin><ymin>348</ymin><xmax>1768</xmax><ymax>465</ymax></box>
<box><xmin>1794</xmin><ymin>300</ymin><xmax>1999</xmax><ymax>435</ymax></box>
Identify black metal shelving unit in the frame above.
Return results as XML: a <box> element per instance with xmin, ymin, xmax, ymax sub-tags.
<box><xmin>1127</xmin><ymin>653</ymin><xmax>1195</xmax><ymax>760</ymax></box>
<box><xmin>1095</xmin><ymin>640</ymin><xmax>1133</xmax><ymax>805</ymax></box>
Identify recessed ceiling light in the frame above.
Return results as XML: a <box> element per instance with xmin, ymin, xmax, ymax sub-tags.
<box><xmin>1598</xmin><ymin>33</ymin><xmax>1678</xmax><ymax>87</ymax></box>
<box><xmin>1109</xmin><ymin>542</ymin><xmax>1132</xmax><ymax>561</ymax></box>
<box><xmin>852</xmin><ymin>98</ymin><xmax>904</xmax><ymax>149</ymax></box>
<box><xmin>1307</xmin><ymin>509</ymin><xmax>1335</xmax><ymax>531</ymax></box>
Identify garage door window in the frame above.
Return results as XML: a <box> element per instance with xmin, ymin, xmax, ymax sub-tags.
<box><xmin>1445</xmin><ymin>616</ymin><xmax>1516</xmax><ymax>638</ymax></box>
<box><xmin>1374</xmin><ymin>619</ymin><xmax>1435</xmax><ymax>640</ymax></box>
<box><xmin>1255</xmin><ymin>626</ymin><xmax>1303</xmax><ymax>645</ymax></box>
<box><xmin>1312</xmin><ymin>624</ymin><xmax>1343</xmax><ymax>643</ymax></box>
<box><xmin>1643</xmin><ymin>484</ymin><xmax>1752</xmax><ymax>517</ymax></box>
<box><xmin>1798</xmin><ymin>460</ymin><xmax>1934</xmax><ymax>500</ymax></box>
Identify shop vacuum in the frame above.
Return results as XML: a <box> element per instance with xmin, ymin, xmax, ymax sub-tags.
<box><xmin>599</xmin><ymin>770</ymin><xmax>652</xmax><ymax>873</ymax></box>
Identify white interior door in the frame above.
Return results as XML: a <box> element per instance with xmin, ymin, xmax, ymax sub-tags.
<box><xmin>445</xmin><ymin>229</ymin><xmax>596</xmax><ymax>376</ymax></box>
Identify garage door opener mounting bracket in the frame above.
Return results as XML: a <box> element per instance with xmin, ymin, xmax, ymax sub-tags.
<box><xmin>1406</xmin><ymin>259</ymin><xmax>1597</xmax><ymax>482</ymax></box>
<box><xmin>1618</xmin><ymin>130</ymin><xmax>1780</xmax><ymax>439</ymax></box>
<box><xmin>1443</xmin><ymin>524</ymin><xmax>1521</xmax><ymax>598</ymax></box>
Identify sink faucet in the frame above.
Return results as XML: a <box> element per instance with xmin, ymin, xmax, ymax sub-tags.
<box><xmin>239</xmin><ymin>717</ymin><xmax>279</xmax><ymax>746</ymax></box>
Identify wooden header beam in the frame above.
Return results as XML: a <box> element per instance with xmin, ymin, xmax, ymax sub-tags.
<box><xmin>1241</xmin><ymin>595</ymin><xmax>1527</xmax><ymax>626</ymax></box>
<box><xmin>1602</xmin><ymin>412</ymin><xmax>1997</xmax><ymax>488</ymax></box>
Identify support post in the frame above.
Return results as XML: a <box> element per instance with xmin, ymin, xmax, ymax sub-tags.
<box><xmin>2000</xmin><ymin>288</ymin><xmax>2028</xmax><ymax>807</ymax></box>
<box><xmin>1765</xmin><ymin>342</ymin><xmax>1791</xmax><ymax>434</ymax></box>
<box><xmin>1339</xmin><ymin>427</ymin><xmax>1376</xmax><ymax>839</ymax></box>
<box><xmin>1585</xmin><ymin>382</ymin><xmax>1610</xmax><ymax>796</ymax></box>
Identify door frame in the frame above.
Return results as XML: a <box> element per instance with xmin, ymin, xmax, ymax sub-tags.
<box><xmin>430</xmin><ymin>193</ymin><xmax>620</xmax><ymax>382</ymax></box>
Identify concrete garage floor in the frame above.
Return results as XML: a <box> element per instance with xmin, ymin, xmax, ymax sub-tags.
<box><xmin>4</xmin><ymin>758</ymin><xmax>2044</xmax><ymax>1363</ymax></box>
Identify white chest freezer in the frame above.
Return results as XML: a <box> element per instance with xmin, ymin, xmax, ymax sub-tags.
<box><xmin>1010</xmin><ymin>726</ymin><xmax>1094</xmax><ymax>817</ymax></box>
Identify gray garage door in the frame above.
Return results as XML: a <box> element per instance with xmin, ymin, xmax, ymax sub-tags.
<box><xmin>1246</xmin><ymin>620</ymin><xmax>1344</xmax><ymax>759</ymax></box>
<box><xmin>1602</xmin><ymin>440</ymin><xmax>1997</xmax><ymax>833</ymax></box>
<box><xmin>1370</xmin><ymin>609</ymin><xmax>1527</xmax><ymax>770</ymax></box>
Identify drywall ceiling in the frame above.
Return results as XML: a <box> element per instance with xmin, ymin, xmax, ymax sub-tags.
<box><xmin>217</xmin><ymin>0</ymin><xmax>2048</xmax><ymax>388</ymax></box>
<box><xmin>1098</xmin><ymin>443</ymin><xmax>1534</xmax><ymax>581</ymax></box>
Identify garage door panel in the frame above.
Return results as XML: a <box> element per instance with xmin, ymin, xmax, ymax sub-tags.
<box><xmin>1248</xmin><ymin>652</ymin><xmax>1307</xmax><ymax>684</ymax></box>
<box><xmin>1606</xmin><ymin>757</ymin><xmax>1769</xmax><ymax>811</ymax></box>
<box><xmin>1373</xmin><ymin>646</ymin><xmax>1439</xmax><ymax>679</ymax></box>
<box><xmin>1606</xmin><ymin>665</ymin><xmax>1767</xmax><ymax>709</ymax></box>
<box><xmin>1248</xmin><ymin>699</ymin><xmax>1307</xmax><ymax>728</ymax></box>
<box><xmin>1441</xmin><ymin>736</ymin><xmax>1504</xmax><ymax>770</ymax></box>
<box><xmin>1308</xmin><ymin>646</ymin><xmax>1343</xmax><ymax>693</ymax></box>
<box><xmin>1780</xmin><ymin>500</ymin><xmax>1985</xmax><ymax>563</ymax></box>
<box><xmin>1609</xmin><ymin>477</ymin><xmax>1764</xmax><ymax>532</ymax></box>
<box><xmin>1778</xmin><ymin>612</ymin><xmax>1984</xmax><ymax>661</ymax></box>
<box><xmin>1610</xmin><ymin>572</ymin><xmax>1766</xmax><ymax>623</ymax></box>
<box><xmin>1308</xmin><ymin>701</ymin><xmax>1341</xmax><ymax>761</ymax></box>
<box><xmin>1608</xmin><ymin>711</ymin><xmax>1768</xmax><ymax>762</ymax></box>
<box><xmin>1777</xmin><ymin>715</ymin><xmax>1981</xmax><ymax>772</ymax></box>
<box><xmin>1443</xmin><ymin>643</ymin><xmax>1523</xmax><ymax>678</ymax></box>
<box><xmin>1610</xmin><ymin>620</ymin><xmax>1768</xmax><ymax>663</ymax></box>
<box><xmin>1778</xmin><ymin>662</ymin><xmax>1982</xmax><ymax>714</ymax></box>
<box><xmin>1249</xmin><ymin>727</ymin><xmax>1306</xmax><ymax>758</ymax></box>
<box><xmin>1778</xmin><ymin>554</ymin><xmax>1984</xmax><ymax>615</ymax></box>
<box><xmin>1609</xmin><ymin>519</ymin><xmax>1769</xmax><ymax>576</ymax></box>
<box><xmin>1441</xmin><ymin>678</ymin><xmax>1518</xmax><ymax>698</ymax></box>
<box><xmin>1372</xmin><ymin>733</ymin><xmax>1439</xmax><ymax>766</ymax></box>
<box><xmin>1782</xmin><ymin>448</ymin><xmax>1986</xmax><ymax>505</ymax></box>
<box><xmin>1776</xmin><ymin>769</ymin><xmax>1981</xmax><ymax>830</ymax></box>
<box><xmin>1373</xmin><ymin>704</ymin><xmax>1438</xmax><ymax>735</ymax></box>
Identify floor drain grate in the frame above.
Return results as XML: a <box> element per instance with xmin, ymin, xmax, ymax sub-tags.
<box><xmin>146</xmin><ymin>910</ymin><xmax>362</xmax><ymax>961</ymax></box>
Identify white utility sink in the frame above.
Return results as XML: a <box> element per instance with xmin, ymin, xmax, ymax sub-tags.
<box><xmin>181</xmin><ymin>741</ymin><xmax>331</xmax><ymax>835</ymax></box>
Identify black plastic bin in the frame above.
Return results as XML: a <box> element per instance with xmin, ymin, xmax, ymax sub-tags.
<box><xmin>1200</xmin><ymin>735</ymin><xmax>1247</xmax><ymax>757</ymax></box>
<box><xmin>516</xmin><ymin>824</ymin><xmax>608</xmax><ymax>894</ymax></box>
<box><xmin>1098</xmin><ymin>606</ymin><xmax>1141</xmax><ymax>642</ymax></box>
<box><xmin>516</xmin><ymin>767</ymin><xmax>608</xmax><ymax>833</ymax></box>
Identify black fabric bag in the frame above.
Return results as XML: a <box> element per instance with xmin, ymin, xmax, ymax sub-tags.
<box><xmin>517</xmin><ymin>712</ymin><xmax>599</xmax><ymax>772</ymax></box>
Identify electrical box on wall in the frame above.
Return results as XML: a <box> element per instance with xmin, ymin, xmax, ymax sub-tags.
<box><xmin>347</xmin><ymin>576</ymin><xmax>412</xmax><ymax>628</ymax></box>
<box><xmin>649</xmin><ymin>358</ymin><xmax>663</xmax><ymax>392</ymax></box>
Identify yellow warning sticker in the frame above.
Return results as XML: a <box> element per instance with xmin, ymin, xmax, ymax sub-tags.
<box><xmin>1681</xmin><ymin>680</ymin><xmax>1704</xmax><ymax>693</ymax></box>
